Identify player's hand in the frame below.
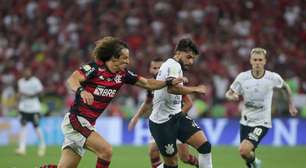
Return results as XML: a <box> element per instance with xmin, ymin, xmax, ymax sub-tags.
<box><xmin>128</xmin><ymin>117</ymin><xmax>139</xmax><ymax>131</ymax></box>
<box><xmin>195</xmin><ymin>85</ymin><xmax>208</xmax><ymax>94</ymax></box>
<box><xmin>182</xmin><ymin>77</ymin><xmax>189</xmax><ymax>83</ymax></box>
<box><xmin>80</xmin><ymin>91</ymin><xmax>94</xmax><ymax>105</ymax></box>
<box><xmin>289</xmin><ymin>105</ymin><xmax>298</xmax><ymax>117</ymax></box>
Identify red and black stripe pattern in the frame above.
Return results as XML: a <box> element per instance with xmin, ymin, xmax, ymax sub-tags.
<box><xmin>69</xmin><ymin>113</ymin><xmax>93</xmax><ymax>138</ymax></box>
<box><xmin>70</xmin><ymin>61</ymin><xmax>139</xmax><ymax>125</ymax></box>
<box><xmin>40</xmin><ymin>164</ymin><xmax>57</xmax><ymax>168</ymax></box>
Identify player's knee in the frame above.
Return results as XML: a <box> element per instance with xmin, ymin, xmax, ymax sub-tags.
<box><xmin>148</xmin><ymin>147</ymin><xmax>160</xmax><ymax>159</ymax></box>
<box><xmin>197</xmin><ymin>141</ymin><xmax>211</xmax><ymax>154</ymax></box>
<box><xmin>164</xmin><ymin>157</ymin><xmax>178</xmax><ymax>166</ymax></box>
<box><xmin>239</xmin><ymin>145</ymin><xmax>251</xmax><ymax>158</ymax></box>
<box><xmin>96</xmin><ymin>144</ymin><xmax>112</xmax><ymax>160</ymax></box>
<box><xmin>57</xmin><ymin>161</ymin><xmax>70</xmax><ymax>168</ymax></box>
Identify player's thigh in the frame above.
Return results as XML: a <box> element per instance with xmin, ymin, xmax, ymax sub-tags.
<box><xmin>19</xmin><ymin>111</ymin><xmax>28</xmax><ymax>126</ymax></box>
<box><xmin>58</xmin><ymin>147</ymin><xmax>81</xmax><ymax>168</ymax></box>
<box><xmin>149</xmin><ymin>120</ymin><xmax>178</xmax><ymax>157</ymax></box>
<box><xmin>148</xmin><ymin>142</ymin><xmax>160</xmax><ymax>158</ymax></box>
<box><xmin>185</xmin><ymin>130</ymin><xmax>208</xmax><ymax>149</ymax></box>
<box><xmin>85</xmin><ymin>131</ymin><xmax>112</xmax><ymax>158</ymax></box>
<box><xmin>177</xmin><ymin>113</ymin><xmax>206</xmax><ymax>148</ymax></box>
<box><xmin>31</xmin><ymin>113</ymin><xmax>40</xmax><ymax>128</ymax></box>
<box><xmin>240</xmin><ymin>125</ymin><xmax>269</xmax><ymax>150</ymax></box>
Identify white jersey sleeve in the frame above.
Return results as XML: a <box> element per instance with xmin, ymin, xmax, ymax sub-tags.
<box><xmin>271</xmin><ymin>72</ymin><xmax>284</xmax><ymax>88</ymax></box>
<box><xmin>230</xmin><ymin>73</ymin><xmax>244</xmax><ymax>95</ymax></box>
<box><xmin>167</xmin><ymin>62</ymin><xmax>181</xmax><ymax>78</ymax></box>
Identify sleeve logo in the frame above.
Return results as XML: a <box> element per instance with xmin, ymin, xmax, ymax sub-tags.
<box><xmin>83</xmin><ymin>65</ymin><xmax>91</xmax><ymax>71</ymax></box>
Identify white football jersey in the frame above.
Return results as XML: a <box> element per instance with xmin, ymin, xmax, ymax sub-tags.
<box><xmin>18</xmin><ymin>76</ymin><xmax>43</xmax><ymax>113</ymax></box>
<box><xmin>230</xmin><ymin>70</ymin><xmax>284</xmax><ymax>128</ymax></box>
<box><xmin>150</xmin><ymin>58</ymin><xmax>183</xmax><ymax>123</ymax></box>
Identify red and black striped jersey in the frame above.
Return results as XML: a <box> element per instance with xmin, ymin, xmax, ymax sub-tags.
<box><xmin>70</xmin><ymin>61</ymin><xmax>139</xmax><ymax>125</ymax></box>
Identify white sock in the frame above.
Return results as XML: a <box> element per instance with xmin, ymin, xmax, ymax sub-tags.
<box><xmin>199</xmin><ymin>153</ymin><xmax>213</xmax><ymax>168</ymax></box>
<box><xmin>156</xmin><ymin>163</ymin><xmax>164</xmax><ymax>168</ymax></box>
<box><xmin>35</xmin><ymin>127</ymin><xmax>45</xmax><ymax>147</ymax></box>
<box><xmin>19</xmin><ymin>126</ymin><xmax>27</xmax><ymax>151</ymax></box>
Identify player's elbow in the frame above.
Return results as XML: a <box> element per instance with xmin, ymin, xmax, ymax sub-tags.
<box><xmin>66</xmin><ymin>78</ymin><xmax>72</xmax><ymax>89</ymax></box>
<box><xmin>225</xmin><ymin>91</ymin><xmax>232</xmax><ymax>100</ymax></box>
<box><xmin>239</xmin><ymin>147</ymin><xmax>250</xmax><ymax>159</ymax></box>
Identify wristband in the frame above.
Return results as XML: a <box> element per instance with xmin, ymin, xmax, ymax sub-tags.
<box><xmin>166</xmin><ymin>77</ymin><xmax>175</xmax><ymax>86</ymax></box>
<box><xmin>76</xmin><ymin>86</ymin><xmax>85</xmax><ymax>95</ymax></box>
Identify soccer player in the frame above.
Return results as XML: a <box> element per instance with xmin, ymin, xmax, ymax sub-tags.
<box><xmin>57</xmin><ymin>36</ymin><xmax>183</xmax><ymax>168</ymax></box>
<box><xmin>225</xmin><ymin>48</ymin><xmax>298</xmax><ymax>168</ymax></box>
<box><xmin>16</xmin><ymin>67</ymin><xmax>46</xmax><ymax>156</ymax></box>
<box><xmin>128</xmin><ymin>58</ymin><xmax>199</xmax><ymax>168</ymax></box>
<box><xmin>149</xmin><ymin>38</ymin><xmax>213</xmax><ymax>168</ymax></box>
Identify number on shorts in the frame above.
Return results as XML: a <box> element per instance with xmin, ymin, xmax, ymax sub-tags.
<box><xmin>253</xmin><ymin>127</ymin><xmax>262</xmax><ymax>136</ymax></box>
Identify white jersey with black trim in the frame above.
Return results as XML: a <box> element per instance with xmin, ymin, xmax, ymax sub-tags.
<box><xmin>18</xmin><ymin>76</ymin><xmax>43</xmax><ymax>113</ymax></box>
<box><xmin>230</xmin><ymin>70</ymin><xmax>284</xmax><ymax>128</ymax></box>
<box><xmin>150</xmin><ymin>58</ymin><xmax>183</xmax><ymax>124</ymax></box>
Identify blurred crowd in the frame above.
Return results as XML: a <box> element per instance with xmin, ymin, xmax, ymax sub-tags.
<box><xmin>1</xmin><ymin>0</ymin><xmax>306</xmax><ymax>118</ymax></box>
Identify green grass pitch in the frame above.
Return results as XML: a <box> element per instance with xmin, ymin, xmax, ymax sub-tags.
<box><xmin>0</xmin><ymin>145</ymin><xmax>305</xmax><ymax>168</ymax></box>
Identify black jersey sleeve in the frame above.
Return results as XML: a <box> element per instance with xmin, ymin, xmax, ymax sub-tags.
<box><xmin>123</xmin><ymin>70</ymin><xmax>139</xmax><ymax>85</ymax></box>
<box><xmin>78</xmin><ymin>62</ymin><xmax>98</xmax><ymax>79</ymax></box>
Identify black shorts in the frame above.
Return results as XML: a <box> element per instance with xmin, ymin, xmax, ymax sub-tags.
<box><xmin>149</xmin><ymin>112</ymin><xmax>201</xmax><ymax>157</ymax></box>
<box><xmin>240</xmin><ymin>124</ymin><xmax>269</xmax><ymax>148</ymax></box>
<box><xmin>20</xmin><ymin>111</ymin><xmax>40</xmax><ymax>128</ymax></box>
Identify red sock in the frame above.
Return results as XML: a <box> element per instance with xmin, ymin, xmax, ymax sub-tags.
<box><xmin>151</xmin><ymin>157</ymin><xmax>162</xmax><ymax>168</ymax></box>
<box><xmin>40</xmin><ymin>164</ymin><xmax>57</xmax><ymax>168</ymax></box>
<box><xmin>96</xmin><ymin>158</ymin><xmax>111</xmax><ymax>168</ymax></box>
<box><xmin>185</xmin><ymin>154</ymin><xmax>199</xmax><ymax>166</ymax></box>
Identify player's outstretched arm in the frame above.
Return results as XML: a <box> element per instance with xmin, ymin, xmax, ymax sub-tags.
<box><xmin>135</xmin><ymin>77</ymin><xmax>183</xmax><ymax>90</ymax></box>
<box><xmin>128</xmin><ymin>97</ymin><xmax>152</xmax><ymax>131</ymax></box>
<box><xmin>66</xmin><ymin>71</ymin><xmax>94</xmax><ymax>105</ymax></box>
<box><xmin>167</xmin><ymin>84</ymin><xmax>207</xmax><ymax>95</ymax></box>
<box><xmin>281</xmin><ymin>83</ymin><xmax>298</xmax><ymax>116</ymax></box>
<box><xmin>182</xmin><ymin>95</ymin><xmax>192</xmax><ymax>113</ymax></box>
<box><xmin>225</xmin><ymin>89</ymin><xmax>239</xmax><ymax>101</ymax></box>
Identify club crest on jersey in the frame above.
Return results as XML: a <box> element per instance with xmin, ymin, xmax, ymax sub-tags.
<box><xmin>93</xmin><ymin>86</ymin><xmax>117</xmax><ymax>97</ymax></box>
<box><xmin>82</xmin><ymin>65</ymin><xmax>95</xmax><ymax>76</ymax></box>
<box><xmin>114</xmin><ymin>75</ymin><xmax>122</xmax><ymax>83</ymax></box>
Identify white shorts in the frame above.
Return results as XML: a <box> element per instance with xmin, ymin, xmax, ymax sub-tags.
<box><xmin>61</xmin><ymin>113</ymin><xmax>96</xmax><ymax>157</ymax></box>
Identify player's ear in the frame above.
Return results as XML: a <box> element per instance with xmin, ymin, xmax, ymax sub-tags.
<box><xmin>111</xmin><ymin>56</ymin><xmax>119</xmax><ymax>63</ymax></box>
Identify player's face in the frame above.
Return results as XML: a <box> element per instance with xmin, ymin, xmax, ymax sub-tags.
<box><xmin>24</xmin><ymin>68</ymin><xmax>32</xmax><ymax>79</ymax></box>
<box><xmin>115</xmin><ymin>48</ymin><xmax>130</xmax><ymax>71</ymax></box>
<box><xmin>179</xmin><ymin>51</ymin><xmax>197</xmax><ymax>70</ymax></box>
<box><xmin>250</xmin><ymin>53</ymin><xmax>266</xmax><ymax>71</ymax></box>
<box><xmin>149</xmin><ymin>61</ymin><xmax>162</xmax><ymax>75</ymax></box>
